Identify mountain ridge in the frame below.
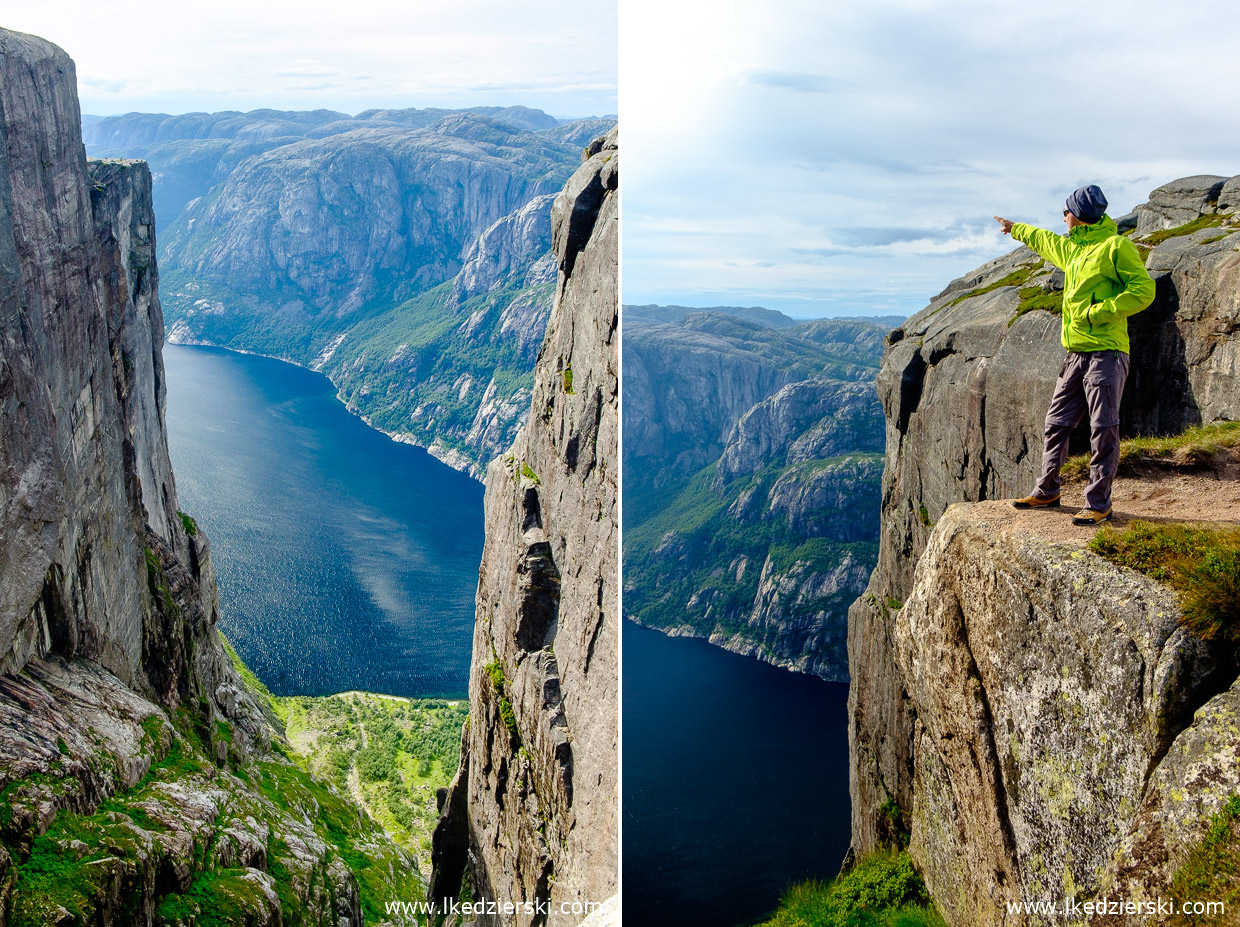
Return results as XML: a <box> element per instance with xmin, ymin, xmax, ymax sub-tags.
<box><xmin>623</xmin><ymin>309</ymin><xmax>886</xmax><ymax>678</ymax></box>
<box><xmin>85</xmin><ymin>107</ymin><xmax>617</xmax><ymax>479</ymax></box>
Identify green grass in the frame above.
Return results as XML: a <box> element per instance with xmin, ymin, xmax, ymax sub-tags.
<box><xmin>755</xmin><ymin>851</ymin><xmax>945</xmax><ymax>927</ymax></box>
<box><xmin>944</xmin><ymin>261</ymin><xmax>1045</xmax><ymax>310</ymax></box>
<box><xmin>155</xmin><ymin>869</ymin><xmax>273</xmax><ymax>927</ymax></box>
<box><xmin>1061</xmin><ymin>420</ymin><xmax>1240</xmax><ymax>481</ymax></box>
<box><xmin>177</xmin><ymin>510</ymin><xmax>199</xmax><ymax>536</ymax></box>
<box><xmin>1090</xmin><ymin>521</ymin><xmax>1240</xmax><ymax>644</ymax></box>
<box><xmin>277</xmin><ymin>691</ymin><xmax>467</xmax><ymax>864</ymax></box>
<box><xmin>1140</xmin><ymin>212</ymin><xmax>1230</xmax><ymax>248</ymax></box>
<box><xmin>4</xmin><ymin>643</ymin><xmax>439</xmax><ymax>927</ymax></box>
<box><xmin>1168</xmin><ymin>794</ymin><xmax>1240</xmax><ymax>925</ymax></box>
<box><xmin>563</xmin><ymin>364</ymin><xmax>574</xmax><ymax>394</ymax></box>
<box><xmin>483</xmin><ymin>662</ymin><xmax>521</xmax><ymax>744</ymax></box>
<box><xmin>1008</xmin><ymin>284</ymin><xmax>1063</xmax><ymax>326</ymax></box>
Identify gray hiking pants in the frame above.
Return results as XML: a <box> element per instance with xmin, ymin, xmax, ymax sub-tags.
<box><xmin>1034</xmin><ymin>350</ymin><xmax>1130</xmax><ymax>512</ymax></box>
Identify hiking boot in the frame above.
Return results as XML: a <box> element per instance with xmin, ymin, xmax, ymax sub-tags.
<box><xmin>1072</xmin><ymin>507</ymin><xmax>1112</xmax><ymax>526</ymax></box>
<box><xmin>1012</xmin><ymin>493</ymin><xmax>1061</xmax><ymax>509</ymax></box>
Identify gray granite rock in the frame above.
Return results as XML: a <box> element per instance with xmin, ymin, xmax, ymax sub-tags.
<box><xmin>0</xmin><ymin>28</ymin><xmax>411</xmax><ymax>925</ymax></box>
<box><xmin>431</xmin><ymin>128</ymin><xmax>617</xmax><ymax>925</ymax></box>
<box><xmin>1134</xmin><ymin>175</ymin><xmax>1228</xmax><ymax>236</ymax></box>
<box><xmin>891</xmin><ymin>505</ymin><xmax>1226</xmax><ymax>926</ymax></box>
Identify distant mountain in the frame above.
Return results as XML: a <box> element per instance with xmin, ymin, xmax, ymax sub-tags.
<box><xmin>623</xmin><ymin>309</ymin><xmax>887</xmax><ymax>679</ymax></box>
<box><xmin>626</xmin><ymin>303</ymin><xmax>909</xmax><ymax>330</ymax></box>
<box><xmin>624</xmin><ymin>303</ymin><xmax>801</xmax><ymax>328</ymax></box>
<box><xmin>85</xmin><ymin>108</ymin><xmax>617</xmax><ymax>477</ymax></box>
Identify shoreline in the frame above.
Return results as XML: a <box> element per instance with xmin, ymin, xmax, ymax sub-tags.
<box><xmin>165</xmin><ymin>335</ymin><xmax>488</xmax><ymax>484</ymax></box>
<box><xmin>623</xmin><ymin>614</ymin><xmax>850</xmax><ymax>684</ymax></box>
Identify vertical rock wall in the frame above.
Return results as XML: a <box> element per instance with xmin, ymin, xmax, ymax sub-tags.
<box><xmin>0</xmin><ymin>29</ymin><xmax>209</xmax><ymax>700</ymax></box>
<box><xmin>432</xmin><ymin>129</ymin><xmax>617</xmax><ymax>926</ymax></box>
<box><xmin>846</xmin><ymin>176</ymin><xmax>1240</xmax><ymax>921</ymax></box>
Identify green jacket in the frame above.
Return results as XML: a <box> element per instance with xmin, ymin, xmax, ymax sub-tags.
<box><xmin>1011</xmin><ymin>215</ymin><xmax>1155</xmax><ymax>354</ymax></box>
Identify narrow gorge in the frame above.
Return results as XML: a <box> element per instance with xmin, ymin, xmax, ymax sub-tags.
<box><xmin>0</xmin><ymin>27</ymin><xmax>618</xmax><ymax>927</ymax></box>
<box><xmin>0</xmin><ymin>28</ymin><xmax>424</xmax><ymax>924</ymax></box>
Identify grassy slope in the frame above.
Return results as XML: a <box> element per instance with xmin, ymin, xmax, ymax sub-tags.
<box><xmin>1</xmin><ymin>701</ymin><xmax>424</xmax><ymax>927</ymax></box>
<box><xmin>1</xmin><ymin>639</ymin><xmax>464</xmax><ymax>926</ymax></box>
<box><xmin>277</xmin><ymin>693</ymin><xmax>467</xmax><ymax>864</ymax></box>
<box><xmin>755</xmin><ymin>851</ymin><xmax>945</xmax><ymax>927</ymax></box>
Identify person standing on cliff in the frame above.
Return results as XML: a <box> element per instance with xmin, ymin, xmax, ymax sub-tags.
<box><xmin>993</xmin><ymin>184</ymin><xmax>1156</xmax><ymax>526</ymax></box>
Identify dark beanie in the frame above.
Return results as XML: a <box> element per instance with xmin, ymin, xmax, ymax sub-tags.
<box><xmin>1066</xmin><ymin>185</ymin><xmax>1108</xmax><ymax>224</ymax></box>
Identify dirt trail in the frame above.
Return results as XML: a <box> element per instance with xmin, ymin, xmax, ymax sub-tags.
<box><xmin>970</xmin><ymin>448</ymin><xmax>1240</xmax><ymax>546</ymax></box>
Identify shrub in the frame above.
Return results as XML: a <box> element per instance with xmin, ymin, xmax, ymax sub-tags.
<box><xmin>758</xmin><ymin>850</ymin><xmax>944</xmax><ymax>927</ymax></box>
<box><xmin>1169</xmin><ymin>794</ymin><xmax>1240</xmax><ymax>925</ymax></box>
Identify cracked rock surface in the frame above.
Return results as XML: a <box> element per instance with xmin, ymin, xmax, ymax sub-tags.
<box><xmin>431</xmin><ymin>128</ymin><xmax>617</xmax><ymax>926</ymax></box>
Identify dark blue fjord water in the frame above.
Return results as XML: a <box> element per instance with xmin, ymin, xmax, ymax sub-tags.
<box><xmin>623</xmin><ymin>619</ymin><xmax>852</xmax><ymax>926</ymax></box>
<box><xmin>163</xmin><ymin>344</ymin><xmax>484</xmax><ymax>698</ymax></box>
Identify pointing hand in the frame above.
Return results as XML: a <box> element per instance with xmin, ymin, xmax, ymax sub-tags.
<box><xmin>994</xmin><ymin>216</ymin><xmax>1014</xmax><ymax>236</ymax></box>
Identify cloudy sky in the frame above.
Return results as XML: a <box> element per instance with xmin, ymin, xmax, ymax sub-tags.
<box><xmin>5</xmin><ymin>1</ymin><xmax>616</xmax><ymax>119</ymax></box>
<box><xmin>622</xmin><ymin>0</ymin><xmax>1240</xmax><ymax>318</ymax></box>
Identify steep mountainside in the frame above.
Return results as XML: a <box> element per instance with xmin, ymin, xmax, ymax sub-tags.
<box><xmin>623</xmin><ymin>309</ymin><xmax>887</xmax><ymax>677</ymax></box>
<box><xmin>847</xmin><ymin>173</ymin><xmax>1240</xmax><ymax>923</ymax></box>
<box><xmin>85</xmin><ymin>108</ymin><xmax>616</xmax><ymax>477</ymax></box>
<box><xmin>431</xmin><ymin>129</ymin><xmax>618</xmax><ymax>926</ymax></box>
<box><xmin>0</xmin><ymin>29</ymin><xmax>417</xmax><ymax>925</ymax></box>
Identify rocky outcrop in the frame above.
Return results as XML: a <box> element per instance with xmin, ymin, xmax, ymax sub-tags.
<box><xmin>890</xmin><ymin>505</ymin><xmax>1231</xmax><ymax>925</ymax></box>
<box><xmin>847</xmin><ymin>174</ymin><xmax>1240</xmax><ymax>920</ymax></box>
<box><xmin>431</xmin><ymin>129</ymin><xmax>618</xmax><ymax>925</ymax></box>
<box><xmin>623</xmin><ymin>310</ymin><xmax>886</xmax><ymax>678</ymax></box>
<box><xmin>452</xmin><ymin>193</ymin><xmax>557</xmax><ymax>304</ymax></box>
<box><xmin>0</xmin><ymin>28</ymin><xmax>417</xmax><ymax>925</ymax></box>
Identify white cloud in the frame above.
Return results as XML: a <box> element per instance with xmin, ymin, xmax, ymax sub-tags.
<box><xmin>621</xmin><ymin>0</ymin><xmax>1240</xmax><ymax>318</ymax></box>
<box><xmin>6</xmin><ymin>0</ymin><xmax>616</xmax><ymax>117</ymax></box>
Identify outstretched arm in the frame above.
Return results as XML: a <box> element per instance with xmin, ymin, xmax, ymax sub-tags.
<box><xmin>997</xmin><ymin>217</ymin><xmax>1072</xmax><ymax>270</ymax></box>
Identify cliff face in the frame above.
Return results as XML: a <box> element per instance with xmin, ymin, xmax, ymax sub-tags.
<box><xmin>431</xmin><ymin>129</ymin><xmax>618</xmax><ymax>925</ymax></box>
<box><xmin>0</xmin><ymin>30</ymin><xmax>416</xmax><ymax>925</ymax></box>
<box><xmin>892</xmin><ymin>505</ymin><xmax>1231</xmax><ymax>924</ymax></box>
<box><xmin>0</xmin><ymin>29</ymin><xmax>219</xmax><ymax>710</ymax></box>
<box><xmin>623</xmin><ymin>311</ymin><xmax>886</xmax><ymax>678</ymax></box>
<box><xmin>848</xmin><ymin>174</ymin><xmax>1240</xmax><ymax>921</ymax></box>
